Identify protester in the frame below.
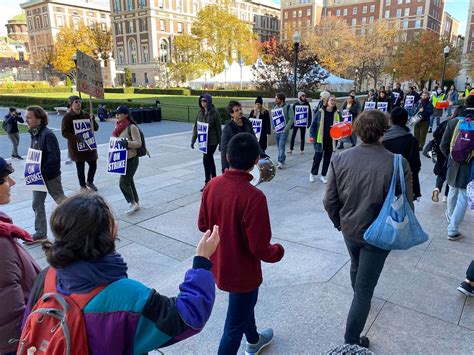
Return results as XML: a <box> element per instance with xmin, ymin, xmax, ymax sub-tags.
<box><xmin>309</xmin><ymin>95</ymin><xmax>341</xmax><ymax>183</ymax></box>
<box><xmin>382</xmin><ymin>107</ymin><xmax>421</xmax><ymax>201</ymax></box>
<box><xmin>198</xmin><ymin>132</ymin><xmax>284</xmax><ymax>355</ymax></box>
<box><xmin>457</xmin><ymin>261</ymin><xmax>474</xmax><ymax>296</ymax></box>
<box><xmin>339</xmin><ymin>94</ymin><xmax>360</xmax><ymax>149</ymax></box>
<box><xmin>324</xmin><ymin>110</ymin><xmax>413</xmax><ymax>349</ymax></box>
<box><xmin>446</xmin><ymin>85</ymin><xmax>458</xmax><ymax>116</ymax></box>
<box><xmin>440</xmin><ymin>96</ymin><xmax>474</xmax><ymax>241</ymax></box>
<box><xmin>112</xmin><ymin>105</ymin><xmax>142</xmax><ymax>214</ymax></box>
<box><xmin>25</xmin><ymin>106</ymin><xmax>66</xmax><ymax>244</ymax></box>
<box><xmin>316</xmin><ymin>91</ymin><xmax>331</xmax><ymax>111</ymax></box>
<box><xmin>392</xmin><ymin>83</ymin><xmax>405</xmax><ymax>108</ymax></box>
<box><xmin>0</xmin><ymin>157</ymin><xmax>41</xmax><ymax>355</ymax></box>
<box><xmin>407</xmin><ymin>86</ymin><xmax>421</xmax><ymax>105</ymax></box>
<box><xmin>191</xmin><ymin>94</ymin><xmax>222</xmax><ymax>191</ymax></box>
<box><xmin>288</xmin><ymin>92</ymin><xmax>312</xmax><ymax>155</ymax></box>
<box><xmin>465</xmin><ymin>83</ymin><xmax>474</xmax><ymax>97</ymax></box>
<box><xmin>62</xmin><ymin>95</ymin><xmax>100</xmax><ymax>191</ymax></box>
<box><xmin>272</xmin><ymin>93</ymin><xmax>294</xmax><ymax>169</ymax></box>
<box><xmin>221</xmin><ymin>101</ymin><xmax>260</xmax><ymax>172</ymax></box>
<box><xmin>428</xmin><ymin>87</ymin><xmax>446</xmax><ymax>133</ymax></box>
<box><xmin>414</xmin><ymin>91</ymin><xmax>434</xmax><ymax>150</ymax></box>
<box><xmin>3</xmin><ymin>108</ymin><xmax>24</xmax><ymax>160</ymax></box>
<box><xmin>21</xmin><ymin>193</ymin><xmax>218</xmax><ymax>354</ymax></box>
<box><xmin>248</xmin><ymin>96</ymin><xmax>271</xmax><ymax>153</ymax></box>
<box><xmin>376</xmin><ymin>90</ymin><xmax>392</xmax><ymax>113</ymax></box>
<box><xmin>97</xmin><ymin>104</ymin><xmax>108</xmax><ymax>122</ymax></box>
<box><xmin>362</xmin><ymin>89</ymin><xmax>376</xmax><ymax>110</ymax></box>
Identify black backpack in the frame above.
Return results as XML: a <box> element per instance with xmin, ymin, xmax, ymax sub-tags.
<box><xmin>127</xmin><ymin>123</ymin><xmax>149</xmax><ymax>157</ymax></box>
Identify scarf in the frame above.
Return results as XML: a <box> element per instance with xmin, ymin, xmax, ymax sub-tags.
<box><xmin>112</xmin><ymin>118</ymin><xmax>130</xmax><ymax>138</ymax></box>
<box><xmin>0</xmin><ymin>212</ymin><xmax>33</xmax><ymax>242</ymax></box>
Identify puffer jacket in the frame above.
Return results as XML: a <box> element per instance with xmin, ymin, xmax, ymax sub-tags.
<box><xmin>191</xmin><ymin>94</ymin><xmax>222</xmax><ymax>147</ymax></box>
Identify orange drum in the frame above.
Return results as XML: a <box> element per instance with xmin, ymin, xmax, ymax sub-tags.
<box><xmin>435</xmin><ymin>100</ymin><xmax>449</xmax><ymax>109</ymax></box>
<box><xmin>330</xmin><ymin>122</ymin><xmax>353</xmax><ymax>140</ymax></box>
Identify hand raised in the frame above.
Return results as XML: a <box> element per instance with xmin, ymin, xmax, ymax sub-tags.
<box><xmin>196</xmin><ymin>225</ymin><xmax>220</xmax><ymax>259</ymax></box>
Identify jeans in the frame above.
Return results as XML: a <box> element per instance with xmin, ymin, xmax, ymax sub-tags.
<box><xmin>311</xmin><ymin>145</ymin><xmax>332</xmax><ymax>176</ymax></box>
<box><xmin>435</xmin><ymin>175</ymin><xmax>449</xmax><ymax>196</ymax></box>
<box><xmin>429</xmin><ymin>115</ymin><xmax>441</xmax><ymax>130</ymax></box>
<box><xmin>203</xmin><ymin>144</ymin><xmax>217</xmax><ymax>183</ymax></box>
<box><xmin>414</xmin><ymin>120</ymin><xmax>429</xmax><ymax>149</ymax></box>
<box><xmin>344</xmin><ymin>239</ymin><xmax>390</xmax><ymax>345</ymax></box>
<box><xmin>275</xmin><ymin>132</ymin><xmax>288</xmax><ymax>163</ymax></box>
<box><xmin>447</xmin><ymin>186</ymin><xmax>467</xmax><ymax>236</ymax></box>
<box><xmin>75</xmin><ymin>160</ymin><xmax>97</xmax><ymax>187</ymax></box>
<box><xmin>7</xmin><ymin>132</ymin><xmax>20</xmax><ymax>156</ymax></box>
<box><xmin>466</xmin><ymin>260</ymin><xmax>474</xmax><ymax>281</ymax></box>
<box><xmin>290</xmin><ymin>127</ymin><xmax>306</xmax><ymax>151</ymax></box>
<box><xmin>218</xmin><ymin>289</ymin><xmax>260</xmax><ymax>355</ymax></box>
<box><xmin>32</xmin><ymin>176</ymin><xmax>66</xmax><ymax>237</ymax></box>
<box><xmin>119</xmin><ymin>156</ymin><xmax>139</xmax><ymax>203</ymax></box>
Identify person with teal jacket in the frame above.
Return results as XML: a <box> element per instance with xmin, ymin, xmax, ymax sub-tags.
<box><xmin>309</xmin><ymin>95</ymin><xmax>341</xmax><ymax>184</ymax></box>
<box><xmin>271</xmin><ymin>93</ymin><xmax>294</xmax><ymax>169</ymax></box>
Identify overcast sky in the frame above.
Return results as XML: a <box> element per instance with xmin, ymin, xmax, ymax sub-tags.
<box><xmin>0</xmin><ymin>0</ymin><xmax>469</xmax><ymax>36</ymax></box>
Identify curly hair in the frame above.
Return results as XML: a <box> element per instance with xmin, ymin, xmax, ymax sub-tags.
<box><xmin>42</xmin><ymin>193</ymin><xmax>116</xmax><ymax>268</ymax></box>
<box><xmin>353</xmin><ymin>110</ymin><xmax>390</xmax><ymax>144</ymax></box>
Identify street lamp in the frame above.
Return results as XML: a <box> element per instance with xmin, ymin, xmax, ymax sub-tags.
<box><xmin>71</xmin><ymin>52</ymin><xmax>81</xmax><ymax>98</ymax></box>
<box><xmin>293</xmin><ymin>31</ymin><xmax>300</xmax><ymax>98</ymax></box>
<box><xmin>440</xmin><ymin>45</ymin><xmax>450</xmax><ymax>89</ymax></box>
<box><xmin>355</xmin><ymin>68</ymin><xmax>359</xmax><ymax>93</ymax></box>
<box><xmin>392</xmin><ymin>68</ymin><xmax>396</xmax><ymax>84</ymax></box>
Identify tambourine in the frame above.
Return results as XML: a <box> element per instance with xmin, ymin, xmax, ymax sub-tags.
<box><xmin>250</xmin><ymin>157</ymin><xmax>276</xmax><ymax>186</ymax></box>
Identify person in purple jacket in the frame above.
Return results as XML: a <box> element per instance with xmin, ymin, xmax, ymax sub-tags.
<box><xmin>23</xmin><ymin>193</ymin><xmax>219</xmax><ymax>354</ymax></box>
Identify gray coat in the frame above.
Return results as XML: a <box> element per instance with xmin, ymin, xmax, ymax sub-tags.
<box><xmin>440</xmin><ymin>113</ymin><xmax>474</xmax><ymax>188</ymax></box>
<box><xmin>323</xmin><ymin>143</ymin><xmax>413</xmax><ymax>243</ymax></box>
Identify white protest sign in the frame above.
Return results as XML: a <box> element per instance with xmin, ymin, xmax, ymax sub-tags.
<box><xmin>377</xmin><ymin>102</ymin><xmax>388</xmax><ymax>112</ymax></box>
<box><xmin>197</xmin><ymin>121</ymin><xmax>209</xmax><ymax>154</ymax></box>
<box><xmin>294</xmin><ymin>105</ymin><xmax>309</xmax><ymax>127</ymax></box>
<box><xmin>392</xmin><ymin>92</ymin><xmax>400</xmax><ymax>105</ymax></box>
<box><xmin>271</xmin><ymin>107</ymin><xmax>286</xmax><ymax>133</ymax></box>
<box><xmin>76</xmin><ymin>50</ymin><xmax>104</xmax><ymax>99</ymax></box>
<box><xmin>405</xmin><ymin>95</ymin><xmax>415</xmax><ymax>109</ymax></box>
<box><xmin>250</xmin><ymin>118</ymin><xmax>262</xmax><ymax>141</ymax></box>
<box><xmin>107</xmin><ymin>137</ymin><xmax>128</xmax><ymax>175</ymax></box>
<box><xmin>364</xmin><ymin>102</ymin><xmax>376</xmax><ymax>111</ymax></box>
<box><xmin>73</xmin><ymin>119</ymin><xmax>97</xmax><ymax>152</ymax></box>
<box><xmin>24</xmin><ymin>148</ymin><xmax>47</xmax><ymax>192</ymax></box>
<box><xmin>342</xmin><ymin>109</ymin><xmax>353</xmax><ymax>122</ymax></box>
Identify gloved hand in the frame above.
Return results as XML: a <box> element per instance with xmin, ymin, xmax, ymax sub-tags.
<box><xmin>191</xmin><ymin>142</ymin><xmax>195</xmax><ymax>149</ymax></box>
<box><xmin>119</xmin><ymin>138</ymin><xmax>129</xmax><ymax>148</ymax></box>
<box><xmin>75</xmin><ymin>133</ymin><xmax>85</xmax><ymax>144</ymax></box>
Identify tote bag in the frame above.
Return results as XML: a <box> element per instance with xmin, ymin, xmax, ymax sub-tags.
<box><xmin>363</xmin><ymin>154</ymin><xmax>429</xmax><ymax>250</ymax></box>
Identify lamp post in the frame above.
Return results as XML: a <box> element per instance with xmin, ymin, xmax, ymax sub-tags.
<box><xmin>392</xmin><ymin>68</ymin><xmax>396</xmax><ymax>84</ymax></box>
<box><xmin>72</xmin><ymin>52</ymin><xmax>81</xmax><ymax>99</ymax></box>
<box><xmin>355</xmin><ymin>68</ymin><xmax>359</xmax><ymax>93</ymax></box>
<box><xmin>293</xmin><ymin>31</ymin><xmax>300</xmax><ymax>98</ymax></box>
<box><xmin>440</xmin><ymin>45</ymin><xmax>450</xmax><ymax>89</ymax></box>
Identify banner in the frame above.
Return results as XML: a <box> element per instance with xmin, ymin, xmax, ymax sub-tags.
<box><xmin>24</xmin><ymin>148</ymin><xmax>47</xmax><ymax>192</ymax></box>
<box><xmin>364</xmin><ymin>102</ymin><xmax>376</xmax><ymax>111</ymax></box>
<box><xmin>74</xmin><ymin>119</ymin><xmax>97</xmax><ymax>152</ymax></box>
<box><xmin>250</xmin><ymin>118</ymin><xmax>262</xmax><ymax>141</ymax></box>
<box><xmin>294</xmin><ymin>105</ymin><xmax>309</xmax><ymax>127</ymax></box>
<box><xmin>392</xmin><ymin>92</ymin><xmax>400</xmax><ymax>105</ymax></box>
<box><xmin>271</xmin><ymin>107</ymin><xmax>286</xmax><ymax>133</ymax></box>
<box><xmin>76</xmin><ymin>50</ymin><xmax>104</xmax><ymax>99</ymax></box>
<box><xmin>107</xmin><ymin>137</ymin><xmax>128</xmax><ymax>175</ymax></box>
<box><xmin>197</xmin><ymin>121</ymin><xmax>209</xmax><ymax>154</ymax></box>
<box><xmin>404</xmin><ymin>95</ymin><xmax>415</xmax><ymax>109</ymax></box>
<box><xmin>342</xmin><ymin>109</ymin><xmax>353</xmax><ymax>123</ymax></box>
<box><xmin>377</xmin><ymin>102</ymin><xmax>388</xmax><ymax>112</ymax></box>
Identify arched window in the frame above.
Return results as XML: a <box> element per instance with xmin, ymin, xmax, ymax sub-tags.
<box><xmin>128</xmin><ymin>38</ymin><xmax>137</xmax><ymax>64</ymax></box>
<box><xmin>159</xmin><ymin>38</ymin><xmax>168</xmax><ymax>63</ymax></box>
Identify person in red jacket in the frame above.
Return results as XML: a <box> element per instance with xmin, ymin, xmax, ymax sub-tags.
<box><xmin>198</xmin><ymin>132</ymin><xmax>285</xmax><ymax>355</ymax></box>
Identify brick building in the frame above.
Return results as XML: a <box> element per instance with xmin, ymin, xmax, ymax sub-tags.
<box><xmin>280</xmin><ymin>0</ymin><xmax>324</xmax><ymax>41</ymax></box>
<box><xmin>441</xmin><ymin>11</ymin><xmax>459</xmax><ymax>44</ymax></box>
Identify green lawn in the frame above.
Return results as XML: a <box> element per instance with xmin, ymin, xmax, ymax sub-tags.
<box><xmin>0</xmin><ymin>124</ymin><xmax>29</xmax><ymax>136</ymax></box>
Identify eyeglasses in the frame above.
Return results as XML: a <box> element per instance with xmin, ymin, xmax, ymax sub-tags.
<box><xmin>200</xmin><ymin>99</ymin><xmax>207</xmax><ymax>102</ymax></box>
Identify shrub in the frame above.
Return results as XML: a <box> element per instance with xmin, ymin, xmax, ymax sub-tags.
<box><xmin>217</xmin><ymin>107</ymin><xmax>231</xmax><ymax>124</ymax></box>
<box><xmin>134</xmin><ymin>87</ymin><xmax>191</xmax><ymax>95</ymax></box>
<box><xmin>66</xmin><ymin>76</ymin><xmax>72</xmax><ymax>87</ymax></box>
<box><xmin>190</xmin><ymin>89</ymin><xmax>270</xmax><ymax>98</ymax></box>
<box><xmin>0</xmin><ymin>87</ymin><xmax>72</xmax><ymax>94</ymax></box>
<box><xmin>124</xmin><ymin>68</ymin><xmax>133</xmax><ymax>87</ymax></box>
<box><xmin>48</xmin><ymin>76</ymin><xmax>61</xmax><ymax>87</ymax></box>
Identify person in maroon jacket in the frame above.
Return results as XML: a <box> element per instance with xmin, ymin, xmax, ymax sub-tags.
<box><xmin>198</xmin><ymin>132</ymin><xmax>284</xmax><ymax>355</ymax></box>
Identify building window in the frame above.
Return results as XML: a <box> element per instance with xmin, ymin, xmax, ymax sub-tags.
<box><xmin>362</xmin><ymin>6</ymin><xmax>367</xmax><ymax>14</ymax></box>
<box><xmin>370</xmin><ymin>5</ymin><xmax>375</xmax><ymax>13</ymax></box>
<box><xmin>118</xmin><ymin>47</ymin><xmax>124</xmax><ymax>64</ymax></box>
<box><xmin>127</xmin><ymin>20</ymin><xmax>134</xmax><ymax>33</ymax></box>
<box><xmin>404</xmin><ymin>8</ymin><xmax>410</xmax><ymax>16</ymax></box>
<box><xmin>415</xmin><ymin>19</ymin><xmax>421</xmax><ymax>28</ymax></box>
<box><xmin>403</xmin><ymin>19</ymin><xmax>408</xmax><ymax>28</ymax></box>
<box><xmin>158</xmin><ymin>0</ymin><xmax>164</xmax><ymax>8</ymax></box>
<box><xmin>139</xmin><ymin>18</ymin><xmax>147</xmax><ymax>31</ymax></box>
<box><xmin>56</xmin><ymin>16</ymin><xmax>63</xmax><ymax>27</ymax></box>
<box><xmin>416</xmin><ymin>6</ymin><xmax>422</xmax><ymax>15</ymax></box>
<box><xmin>114</xmin><ymin>0</ymin><xmax>121</xmax><ymax>12</ymax></box>
<box><xmin>293</xmin><ymin>10</ymin><xmax>296</xmax><ymax>18</ymax></box>
<box><xmin>298</xmin><ymin>10</ymin><xmax>302</xmax><ymax>17</ymax></box>
<box><xmin>361</xmin><ymin>17</ymin><xmax>366</xmax><ymax>25</ymax></box>
<box><xmin>336</xmin><ymin>9</ymin><xmax>340</xmax><ymax>16</ymax></box>
<box><xmin>385</xmin><ymin>0</ymin><xmax>390</xmax><ymax>5</ymax></box>
<box><xmin>160</xmin><ymin>19</ymin><xmax>165</xmax><ymax>31</ymax></box>
<box><xmin>470</xmin><ymin>41</ymin><xmax>474</xmax><ymax>51</ymax></box>
<box><xmin>128</xmin><ymin>39</ymin><xmax>137</xmax><ymax>64</ymax></box>
<box><xmin>138</xmin><ymin>0</ymin><xmax>146</xmax><ymax>8</ymax></box>
<box><xmin>328</xmin><ymin>10</ymin><xmax>331</xmax><ymax>16</ymax></box>
<box><xmin>43</xmin><ymin>15</ymin><xmax>49</xmax><ymax>27</ymax></box>
<box><xmin>398</xmin><ymin>0</ymin><xmax>402</xmax><ymax>4</ymax></box>
<box><xmin>27</xmin><ymin>19</ymin><xmax>32</xmax><ymax>30</ymax></box>
<box><xmin>159</xmin><ymin>38</ymin><xmax>168</xmax><ymax>63</ymax></box>
<box><xmin>73</xmin><ymin>17</ymin><xmax>80</xmax><ymax>30</ymax></box>
<box><xmin>35</xmin><ymin>16</ymin><xmax>41</xmax><ymax>29</ymax></box>
<box><xmin>343</xmin><ymin>8</ymin><xmax>347</xmax><ymax>16</ymax></box>
<box><xmin>385</xmin><ymin>10</ymin><xmax>390</xmax><ymax>18</ymax></box>
<box><xmin>284</xmin><ymin>11</ymin><xmax>288</xmax><ymax>19</ymax></box>
<box><xmin>177</xmin><ymin>0</ymin><xmax>182</xmax><ymax>12</ymax></box>
<box><xmin>132</xmin><ymin>73</ymin><xmax>136</xmax><ymax>83</ymax></box>
<box><xmin>115</xmin><ymin>22</ymin><xmax>122</xmax><ymax>34</ymax></box>
<box><xmin>361</xmin><ymin>28</ymin><xmax>366</xmax><ymax>35</ymax></box>
<box><xmin>369</xmin><ymin>16</ymin><xmax>374</xmax><ymax>23</ymax></box>
<box><xmin>101</xmin><ymin>22</ymin><xmax>107</xmax><ymax>31</ymax></box>
<box><xmin>142</xmin><ymin>45</ymin><xmax>149</xmax><ymax>63</ymax></box>
<box><xmin>353</xmin><ymin>7</ymin><xmax>357</xmax><ymax>15</ymax></box>
<box><xmin>177</xmin><ymin>22</ymin><xmax>183</xmax><ymax>33</ymax></box>
<box><xmin>127</xmin><ymin>0</ymin><xmax>134</xmax><ymax>11</ymax></box>
<box><xmin>396</xmin><ymin>9</ymin><xmax>402</xmax><ymax>17</ymax></box>
<box><xmin>144</xmin><ymin>72</ymin><xmax>149</xmax><ymax>84</ymax></box>
<box><xmin>193</xmin><ymin>2</ymin><xmax>198</xmax><ymax>13</ymax></box>
<box><xmin>307</xmin><ymin>8</ymin><xmax>311</xmax><ymax>16</ymax></box>
<box><xmin>352</xmin><ymin>18</ymin><xmax>356</xmax><ymax>26</ymax></box>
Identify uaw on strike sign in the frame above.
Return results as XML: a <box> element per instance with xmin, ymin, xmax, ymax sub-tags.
<box><xmin>77</xmin><ymin>50</ymin><xmax>104</xmax><ymax>99</ymax></box>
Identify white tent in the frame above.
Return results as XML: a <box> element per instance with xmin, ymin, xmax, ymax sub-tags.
<box><xmin>320</xmin><ymin>71</ymin><xmax>354</xmax><ymax>92</ymax></box>
<box><xmin>189</xmin><ymin>61</ymin><xmax>255</xmax><ymax>89</ymax></box>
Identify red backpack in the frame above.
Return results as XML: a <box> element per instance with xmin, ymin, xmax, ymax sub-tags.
<box><xmin>17</xmin><ymin>268</ymin><xmax>104</xmax><ymax>355</ymax></box>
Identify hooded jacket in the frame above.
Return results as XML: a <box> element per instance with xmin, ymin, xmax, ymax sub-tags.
<box><xmin>414</xmin><ymin>99</ymin><xmax>434</xmax><ymax>122</ymax></box>
<box><xmin>29</xmin><ymin>124</ymin><xmax>62</xmax><ymax>181</ymax></box>
<box><xmin>191</xmin><ymin>94</ymin><xmax>222</xmax><ymax>147</ymax></box>
<box><xmin>4</xmin><ymin>112</ymin><xmax>24</xmax><ymax>134</ymax></box>
<box><xmin>62</xmin><ymin>110</ymin><xmax>99</xmax><ymax>162</ymax></box>
<box><xmin>0</xmin><ymin>212</ymin><xmax>41</xmax><ymax>354</ymax></box>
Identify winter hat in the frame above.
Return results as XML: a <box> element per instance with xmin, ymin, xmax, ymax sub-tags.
<box><xmin>116</xmin><ymin>105</ymin><xmax>130</xmax><ymax>115</ymax></box>
<box><xmin>390</xmin><ymin>107</ymin><xmax>408</xmax><ymax>126</ymax></box>
<box><xmin>67</xmin><ymin>95</ymin><xmax>81</xmax><ymax>105</ymax></box>
<box><xmin>320</xmin><ymin>91</ymin><xmax>330</xmax><ymax>100</ymax></box>
<box><xmin>255</xmin><ymin>96</ymin><xmax>263</xmax><ymax>105</ymax></box>
<box><xmin>298</xmin><ymin>92</ymin><xmax>306</xmax><ymax>100</ymax></box>
<box><xmin>0</xmin><ymin>157</ymin><xmax>14</xmax><ymax>183</ymax></box>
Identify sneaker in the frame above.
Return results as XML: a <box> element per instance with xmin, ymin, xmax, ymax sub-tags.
<box><xmin>447</xmin><ymin>233</ymin><xmax>464</xmax><ymax>241</ymax></box>
<box><xmin>299</xmin><ymin>150</ymin><xmax>304</xmax><ymax>155</ymax></box>
<box><xmin>276</xmin><ymin>162</ymin><xmax>283</xmax><ymax>169</ymax></box>
<box><xmin>320</xmin><ymin>175</ymin><xmax>328</xmax><ymax>184</ymax></box>
<box><xmin>14</xmin><ymin>155</ymin><xmax>24</xmax><ymax>160</ymax></box>
<box><xmin>428</xmin><ymin>128</ymin><xmax>432</xmax><ymax>133</ymax></box>
<box><xmin>65</xmin><ymin>159</ymin><xmax>73</xmax><ymax>165</ymax></box>
<box><xmin>359</xmin><ymin>336</ymin><xmax>370</xmax><ymax>349</ymax></box>
<box><xmin>80</xmin><ymin>185</ymin><xmax>89</xmax><ymax>193</ymax></box>
<box><xmin>432</xmin><ymin>188</ymin><xmax>439</xmax><ymax>202</ymax></box>
<box><xmin>337</xmin><ymin>144</ymin><xmax>344</xmax><ymax>150</ymax></box>
<box><xmin>86</xmin><ymin>182</ymin><xmax>98</xmax><ymax>191</ymax></box>
<box><xmin>23</xmin><ymin>234</ymin><xmax>47</xmax><ymax>245</ymax></box>
<box><xmin>445</xmin><ymin>210</ymin><xmax>451</xmax><ymax>223</ymax></box>
<box><xmin>457</xmin><ymin>281</ymin><xmax>474</xmax><ymax>297</ymax></box>
<box><xmin>442</xmin><ymin>196</ymin><xmax>447</xmax><ymax>203</ymax></box>
<box><xmin>309</xmin><ymin>173</ymin><xmax>316</xmax><ymax>183</ymax></box>
<box><xmin>245</xmin><ymin>328</ymin><xmax>273</xmax><ymax>355</ymax></box>
<box><xmin>125</xmin><ymin>202</ymin><xmax>140</xmax><ymax>214</ymax></box>
<box><xmin>287</xmin><ymin>150</ymin><xmax>293</xmax><ymax>154</ymax></box>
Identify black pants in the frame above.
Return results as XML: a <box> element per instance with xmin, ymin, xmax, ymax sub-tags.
<box><xmin>290</xmin><ymin>126</ymin><xmax>306</xmax><ymax>151</ymax></box>
<box><xmin>203</xmin><ymin>144</ymin><xmax>218</xmax><ymax>183</ymax></box>
<box><xmin>75</xmin><ymin>160</ymin><xmax>97</xmax><ymax>187</ymax></box>
<box><xmin>218</xmin><ymin>288</ymin><xmax>259</xmax><ymax>355</ymax></box>
<box><xmin>435</xmin><ymin>175</ymin><xmax>449</xmax><ymax>196</ymax></box>
<box><xmin>466</xmin><ymin>260</ymin><xmax>474</xmax><ymax>281</ymax></box>
<box><xmin>311</xmin><ymin>147</ymin><xmax>333</xmax><ymax>176</ymax></box>
<box><xmin>344</xmin><ymin>239</ymin><xmax>390</xmax><ymax>345</ymax></box>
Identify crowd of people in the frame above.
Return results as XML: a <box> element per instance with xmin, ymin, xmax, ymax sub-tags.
<box><xmin>0</xmin><ymin>84</ymin><xmax>473</xmax><ymax>354</ymax></box>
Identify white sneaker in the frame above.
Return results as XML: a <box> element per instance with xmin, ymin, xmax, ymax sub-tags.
<box><xmin>125</xmin><ymin>202</ymin><xmax>140</xmax><ymax>214</ymax></box>
<box><xmin>287</xmin><ymin>150</ymin><xmax>293</xmax><ymax>154</ymax></box>
<box><xmin>309</xmin><ymin>173</ymin><xmax>316</xmax><ymax>182</ymax></box>
<box><xmin>320</xmin><ymin>175</ymin><xmax>328</xmax><ymax>184</ymax></box>
<box><xmin>442</xmin><ymin>196</ymin><xmax>447</xmax><ymax>203</ymax></box>
<box><xmin>300</xmin><ymin>150</ymin><xmax>304</xmax><ymax>155</ymax></box>
<box><xmin>276</xmin><ymin>162</ymin><xmax>283</xmax><ymax>169</ymax></box>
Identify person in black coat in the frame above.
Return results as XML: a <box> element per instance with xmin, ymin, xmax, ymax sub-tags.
<box><xmin>248</xmin><ymin>96</ymin><xmax>271</xmax><ymax>152</ymax></box>
<box><xmin>3</xmin><ymin>107</ymin><xmax>24</xmax><ymax>159</ymax></box>
<box><xmin>376</xmin><ymin>90</ymin><xmax>392</xmax><ymax>113</ymax></box>
<box><xmin>430</xmin><ymin>114</ymin><xmax>451</xmax><ymax>203</ymax></box>
<box><xmin>382</xmin><ymin>107</ymin><xmax>421</xmax><ymax>200</ymax></box>
<box><xmin>289</xmin><ymin>91</ymin><xmax>312</xmax><ymax>154</ymax></box>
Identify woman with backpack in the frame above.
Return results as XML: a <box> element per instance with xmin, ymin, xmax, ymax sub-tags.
<box><xmin>113</xmin><ymin>105</ymin><xmax>143</xmax><ymax>214</ymax></box>
<box><xmin>0</xmin><ymin>157</ymin><xmax>41</xmax><ymax>355</ymax></box>
<box><xmin>20</xmin><ymin>193</ymin><xmax>219</xmax><ymax>355</ymax></box>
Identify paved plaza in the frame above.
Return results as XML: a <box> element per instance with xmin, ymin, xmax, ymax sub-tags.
<box><xmin>2</xmin><ymin>121</ymin><xmax>474</xmax><ymax>354</ymax></box>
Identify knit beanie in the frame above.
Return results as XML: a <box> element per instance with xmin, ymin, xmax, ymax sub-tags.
<box><xmin>255</xmin><ymin>96</ymin><xmax>263</xmax><ymax>105</ymax></box>
<box><xmin>320</xmin><ymin>91</ymin><xmax>330</xmax><ymax>100</ymax></box>
<box><xmin>298</xmin><ymin>92</ymin><xmax>306</xmax><ymax>100</ymax></box>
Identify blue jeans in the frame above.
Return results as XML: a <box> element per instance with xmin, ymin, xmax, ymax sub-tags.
<box><xmin>274</xmin><ymin>132</ymin><xmax>288</xmax><ymax>163</ymax></box>
<box><xmin>218</xmin><ymin>289</ymin><xmax>260</xmax><ymax>355</ymax></box>
<box><xmin>429</xmin><ymin>115</ymin><xmax>440</xmax><ymax>129</ymax></box>
<box><xmin>447</xmin><ymin>186</ymin><xmax>467</xmax><ymax>236</ymax></box>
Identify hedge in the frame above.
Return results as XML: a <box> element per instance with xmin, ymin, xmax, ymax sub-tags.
<box><xmin>190</xmin><ymin>89</ymin><xmax>270</xmax><ymax>98</ymax></box>
<box><xmin>0</xmin><ymin>81</ymin><xmax>51</xmax><ymax>89</ymax></box>
<box><xmin>104</xmin><ymin>87</ymin><xmax>134</xmax><ymax>94</ymax></box>
<box><xmin>134</xmin><ymin>88</ymin><xmax>191</xmax><ymax>95</ymax></box>
<box><xmin>0</xmin><ymin>87</ymin><xmax>72</xmax><ymax>94</ymax></box>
